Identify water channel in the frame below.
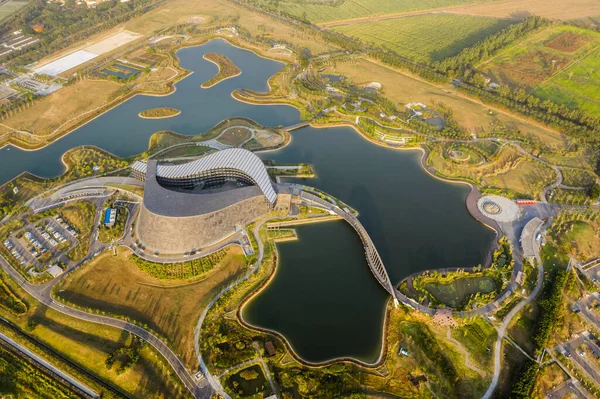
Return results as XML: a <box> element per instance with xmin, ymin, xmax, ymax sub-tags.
<box><xmin>0</xmin><ymin>39</ymin><xmax>495</xmax><ymax>363</ymax></box>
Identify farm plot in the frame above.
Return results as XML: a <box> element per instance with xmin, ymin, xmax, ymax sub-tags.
<box><xmin>534</xmin><ymin>46</ymin><xmax>600</xmax><ymax>117</ymax></box>
<box><xmin>261</xmin><ymin>0</ymin><xmax>498</xmax><ymax>24</ymax></box>
<box><xmin>333</xmin><ymin>14</ymin><xmax>514</xmax><ymax>62</ymax></box>
<box><xmin>481</xmin><ymin>25</ymin><xmax>600</xmax><ymax>89</ymax></box>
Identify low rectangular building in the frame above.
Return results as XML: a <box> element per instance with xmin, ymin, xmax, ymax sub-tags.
<box><xmin>104</xmin><ymin>208</ymin><xmax>117</xmax><ymax>227</ymax></box>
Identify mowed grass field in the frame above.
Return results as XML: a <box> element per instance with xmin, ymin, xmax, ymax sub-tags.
<box><xmin>481</xmin><ymin>25</ymin><xmax>600</xmax><ymax>88</ymax></box>
<box><xmin>332</xmin><ymin>14</ymin><xmax>514</xmax><ymax>62</ymax></box>
<box><xmin>260</xmin><ymin>0</ymin><xmax>497</xmax><ymax>24</ymax></box>
<box><xmin>58</xmin><ymin>247</ymin><xmax>247</xmax><ymax>368</ymax></box>
<box><xmin>0</xmin><ymin>0</ymin><xmax>28</xmax><ymax>21</ymax></box>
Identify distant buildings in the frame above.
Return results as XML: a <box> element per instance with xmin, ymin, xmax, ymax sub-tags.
<box><xmin>0</xmin><ymin>30</ymin><xmax>39</xmax><ymax>58</ymax></box>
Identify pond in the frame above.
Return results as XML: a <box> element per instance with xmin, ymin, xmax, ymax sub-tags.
<box><xmin>227</xmin><ymin>364</ymin><xmax>271</xmax><ymax>397</ymax></box>
<box><xmin>425</xmin><ymin>275</ymin><xmax>497</xmax><ymax>308</ymax></box>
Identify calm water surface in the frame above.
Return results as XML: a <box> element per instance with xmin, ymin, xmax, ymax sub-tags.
<box><xmin>0</xmin><ymin>39</ymin><xmax>495</xmax><ymax>363</ymax></box>
<box><xmin>245</xmin><ymin>127</ymin><xmax>495</xmax><ymax>362</ymax></box>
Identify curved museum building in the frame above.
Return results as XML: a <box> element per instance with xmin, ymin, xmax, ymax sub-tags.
<box><xmin>131</xmin><ymin>148</ymin><xmax>290</xmax><ymax>254</ymax></box>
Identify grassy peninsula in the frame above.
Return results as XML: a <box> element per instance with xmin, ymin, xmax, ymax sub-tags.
<box><xmin>201</xmin><ymin>53</ymin><xmax>241</xmax><ymax>88</ymax></box>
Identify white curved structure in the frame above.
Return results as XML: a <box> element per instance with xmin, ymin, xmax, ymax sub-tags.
<box><xmin>131</xmin><ymin>148</ymin><xmax>277</xmax><ymax>207</ymax></box>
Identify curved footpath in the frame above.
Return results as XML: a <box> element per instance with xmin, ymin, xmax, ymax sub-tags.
<box><xmin>481</xmin><ymin>220</ymin><xmax>546</xmax><ymax>399</ymax></box>
<box><xmin>0</xmin><ymin>253</ymin><xmax>208</xmax><ymax>398</ymax></box>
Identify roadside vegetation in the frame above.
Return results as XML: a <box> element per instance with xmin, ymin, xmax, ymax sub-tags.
<box><xmin>201</xmin><ymin>53</ymin><xmax>241</xmax><ymax>88</ymax></box>
<box><xmin>247</xmin><ymin>0</ymin><xmax>497</xmax><ymax>24</ymax></box>
<box><xmin>60</xmin><ymin>201</ymin><xmax>96</xmax><ymax>262</ymax></box>
<box><xmin>0</xmin><ymin>343</ymin><xmax>82</xmax><ymax>399</ymax></box>
<box><xmin>132</xmin><ymin>249</ymin><xmax>229</xmax><ymax>279</ymax></box>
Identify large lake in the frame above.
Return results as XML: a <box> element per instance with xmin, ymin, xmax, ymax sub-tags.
<box><xmin>0</xmin><ymin>39</ymin><xmax>495</xmax><ymax>363</ymax></box>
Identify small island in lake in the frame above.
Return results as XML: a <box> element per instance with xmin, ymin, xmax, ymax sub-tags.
<box><xmin>201</xmin><ymin>53</ymin><xmax>241</xmax><ymax>88</ymax></box>
<box><xmin>138</xmin><ymin>107</ymin><xmax>181</xmax><ymax>119</ymax></box>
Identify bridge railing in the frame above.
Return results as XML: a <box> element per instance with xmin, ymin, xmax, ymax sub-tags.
<box><xmin>299</xmin><ymin>191</ymin><xmax>397</xmax><ymax>299</ymax></box>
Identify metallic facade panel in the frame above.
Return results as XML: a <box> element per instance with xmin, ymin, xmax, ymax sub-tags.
<box><xmin>131</xmin><ymin>149</ymin><xmax>277</xmax><ymax>206</ymax></box>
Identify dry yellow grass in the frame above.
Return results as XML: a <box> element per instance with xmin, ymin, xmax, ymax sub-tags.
<box><xmin>330</xmin><ymin>58</ymin><xmax>565</xmax><ymax>146</ymax></box>
<box><xmin>58</xmin><ymin>247</ymin><xmax>248</xmax><ymax>368</ymax></box>
<box><xmin>0</xmin><ymin>270</ymin><xmax>183</xmax><ymax>398</ymax></box>
<box><xmin>445</xmin><ymin>0</ymin><xmax>600</xmax><ymax>20</ymax></box>
<box><xmin>124</xmin><ymin>0</ymin><xmax>333</xmax><ymax>54</ymax></box>
<box><xmin>483</xmin><ymin>158</ymin><xmax>555</xmax><ymax>196</ymax></box>
<box><xmin>0</xmin><ymin>79</ymin><xmax>120</xmax><ymax>138</ymax></box>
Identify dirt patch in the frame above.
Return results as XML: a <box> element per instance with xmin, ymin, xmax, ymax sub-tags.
<box><xmin>186</xmin><ymin>16</ymin><xmax>206</xmax><ymax>24</ymax></box>
<box><xmin>544</xmin><ymin>31</ymin><xmax>591</xmax><ymax>53</ymax></box>
<box><xmin>495</xmin><ymin>50</ymin><xmax>570</xmax><ymax>87</ymax></box>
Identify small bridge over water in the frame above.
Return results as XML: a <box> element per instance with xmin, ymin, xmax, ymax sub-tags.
<box><xmin>299</xmin><ymin>190</ymin><xmax>400</xmax><ymax>307</ymax></box>
<box><xmin>284</xmin><ymin>121</ymin><xmax>310</xmax><ymax>132</ymax></box>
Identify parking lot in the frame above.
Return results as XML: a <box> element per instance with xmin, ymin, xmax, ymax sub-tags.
<box><xmin>2</xmin><ymin>216</ymin><xmax>80</xmax><ymax>277</ymax></box>
<box><xmin>559</xmin><ymin>332</ymin><xmax>600</xmax><ymax>385</ymax></box>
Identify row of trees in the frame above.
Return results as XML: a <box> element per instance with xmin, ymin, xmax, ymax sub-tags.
<box><xmin>435</xmin><ymin>17</ymin><xmax>549</xmax><ymax>75</ymax></box>
<box><xmin>132</xmin><ymin>250</ymin><xmax>227</xmax><ymax>279</ymax></box>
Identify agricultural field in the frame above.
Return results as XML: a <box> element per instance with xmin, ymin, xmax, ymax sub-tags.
<box><xmin>0</xmin><ymin>0</ymin><xmax>28</xmax><ymax>21</ymax></box>
<box><xmin>254</xmin><ymin>0</ymin><xmax>498</xmax><ymax>24</ymax></box>
<box><xmin>480</xmin><ymin>25</ymin><xmax>600</xmax><ymax>89</ymax></box>
<box><xmin>333</xmin><ymin>14</ymin><xmax>514</xmax><ymax>62</ymax></box>
<box><xmin>534</xmin><ymin>44</ymin><xmax>600</xmax><ymax>117</ymax></box>
<box><xmin>445</xmin><ymin>0</ymin><xmax>600</xmax><ymax>21</ymax></box>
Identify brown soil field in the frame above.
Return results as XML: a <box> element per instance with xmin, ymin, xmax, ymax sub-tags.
<box><xmin>329</xmin><ymin>58</ymin><xmax>565</xmax><ymax>147</ymax></box>
<box><xmin>445</xmin><ymin>0</ymin><xmax>600</xmax><ymax>20</ymax></box>
<box><xmin>544</xmin><ymin>31</ymin><xmax>591</xmax><ymax>53</ymax></box>
<box><xmin>492</xmin><ymin>50</ymin><xmax>570</xmax><ymax>88</ymax></box>
<box><xmin>58</xmin><ymin>247</ymin><xmax>247</xmax><ymax>368</ymax></box>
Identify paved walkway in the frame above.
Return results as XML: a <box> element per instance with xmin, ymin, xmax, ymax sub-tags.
<box><xmin>481</xmin><ymin>220</ymin><xmax>546</xmax><ymax>399</ymax></box>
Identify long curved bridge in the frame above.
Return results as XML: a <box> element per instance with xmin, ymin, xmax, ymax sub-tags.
<box><xmin>298</xmin><ymin>190</ymin><xmax>400</xmax><ymax>307</ymax></box>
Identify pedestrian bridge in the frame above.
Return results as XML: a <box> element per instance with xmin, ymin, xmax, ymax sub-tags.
<box><xmin>299</xmin><ymin>190</ymin><xmax>400</xmax><ymax>307</ymax></box>
<box><xmin>284</xmin><ymin>121</ymin><xmax>310</xmax><ymax>131</ymax></box>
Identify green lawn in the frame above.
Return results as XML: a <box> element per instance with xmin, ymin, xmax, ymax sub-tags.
<box><xmin>333</xmin><ymin>14</ymin><xmax>514</xmax><ymax>62</ymax></box>
<box><xmin>262</xmin><ymin>0</ymin><xmax>498</xmax><ymax>24</ymax></box>
<box><xmin>0</xmin><ymin>0</ymin><xmax>28</xmax><ymax>21</ymax></box>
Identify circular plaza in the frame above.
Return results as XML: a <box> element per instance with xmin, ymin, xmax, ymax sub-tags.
<box><xmin>477</xmin><ymin>195</ymin><xmax>519</xmax><ymax>223</ymax></box>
